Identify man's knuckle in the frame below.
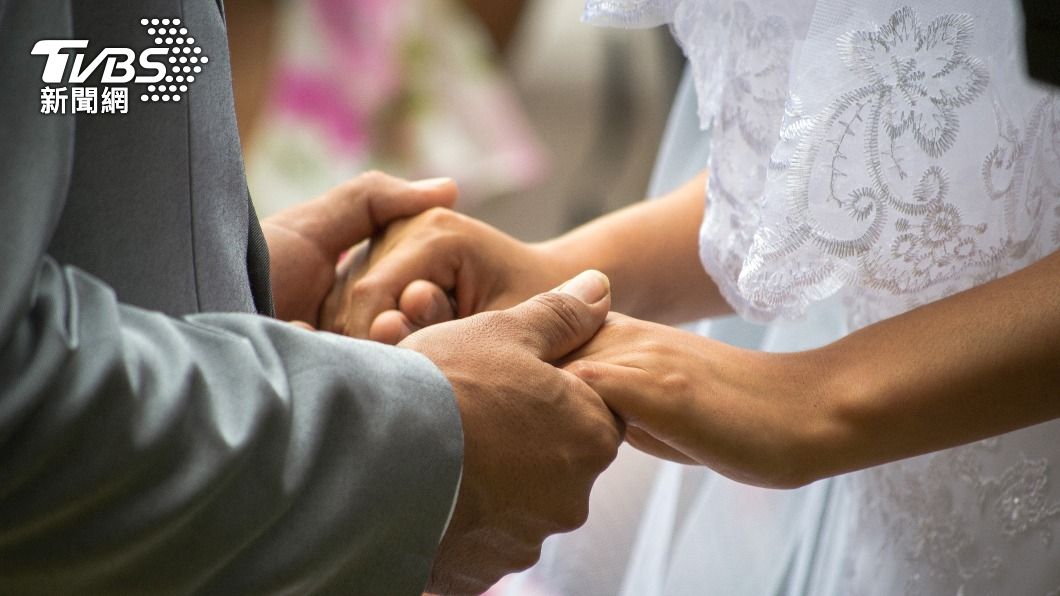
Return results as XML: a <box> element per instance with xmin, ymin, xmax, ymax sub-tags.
<box><xmin>586</xmin><ymin>423</ymin><xmax>620</xmax><ymax>464</ymax></box>
<box><xmin>566</xmin><ymin>361</ymin><xmax>596</xmax><ymax>382</ymax></box>
<box><xmin>424</xmin><ymin>205</ymin><xmax>457</xmax><ymax>227</ymax></box>
<box><xmin>350</xmin><ymin>275</ymin><xmax>381</xmax><ymax>299</ymax></box>
<box><xmin>601</xmin><ymin>427</ymin><xmax>622</xmax><ymax>459</ymax></box>
<box><xmin>563</xmin><ymin>500</ymin><xmax>590</xmax><ymax>530</ymax></box>
<box><xmin>358</xmin><ymin>169</ymin><xmax>388</xmax><ymax>186</ymax></box>
<box><xmin>425</xmin><ymin>228</ymin><xmax>457</xmax><ymax>253</ymax></box>
<box><xmin>512</xmin><ymin>544</ymin><xmax>543</xmax><ymax>571</ymax></box>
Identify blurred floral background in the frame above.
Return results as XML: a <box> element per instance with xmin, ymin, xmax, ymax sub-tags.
<box><xmin>228</xmin><ymin>0</ymin><xmax>683</xmax><ymax>240</ymax></box>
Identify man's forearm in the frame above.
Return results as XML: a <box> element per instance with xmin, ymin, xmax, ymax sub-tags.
<box><xmin>810</xmin><ymin>249</ymin><xmax>1060</xmax><ymax>479</ymax></box>
<box><xmin>0</xmin><ymin>258</ymin><xmax>463</xmax><ymax>593</ymax></box>
<box><xmin>537</xmin><ymin>172</ymin><xmax>731</xmax><ymax>323</ymax></box>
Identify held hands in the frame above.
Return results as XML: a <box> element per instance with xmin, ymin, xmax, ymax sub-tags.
<box><xmin>307</xmin><ymin>194</ymin><xmax>820</xmax><ymax>489</ymax></box>
<box><xmin>302</xmin><ymin>189</ymin><xmax>830</xmax><ymax>489</ymax></box>
<box><xmin>274</xmin><ymin>175</ymin><xmax>831</xmax><ymax>573</ymax></box>
<box><xmin>402</xmin><ymin>271</ymin><xmax>623</xmax><ymax>594</ymax></box>
<box><xmin>267</xmin><ymin>176</ymin><xmax>623</xmax><ymax>593</ymax></box>
<box><xmin>260</xmin><ymin>172</ymin><xmax>459</xmax><ymax>325</ymax></box>
<box><xmin>319</xmin><ymin>207</ymin><xmax>571</xmax><ymax>343</ymax></box>
<box><xmin>266</xmin><ymin>174</ymin><xmax>832</xmax><ymax>584</ymax></box>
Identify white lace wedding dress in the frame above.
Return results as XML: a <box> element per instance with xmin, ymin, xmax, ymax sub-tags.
<box><xmin>493</xmin><ymin>1</ymin><xmax>1060</xmax><ymax>594</ymax></box>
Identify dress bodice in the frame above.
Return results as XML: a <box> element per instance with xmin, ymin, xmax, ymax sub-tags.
<box><xmin>586</xmin><ymin>0</ymin><xmax>1060</xmax><ymax>330</ymax></box>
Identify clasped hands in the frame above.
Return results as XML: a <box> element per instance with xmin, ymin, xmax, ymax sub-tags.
<box><xmin>262</xmin><ymin>172</ymin><xmax>819</xmax><ymax>594</ymax></box>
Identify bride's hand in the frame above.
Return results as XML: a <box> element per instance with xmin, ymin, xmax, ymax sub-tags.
<box><xmin>565</xmin><ymin>314</ymin><xmax>838</xmax><ymax>489</ymax></box>
<box><xmin>261</xmin><ymin>172</ymin><xmax>457</xmax><ymax>326</ymax></box>
<box><xmin>319</xmin><ymin>208</ymin><xmax>576</xmax><ymax>343</ymax></box>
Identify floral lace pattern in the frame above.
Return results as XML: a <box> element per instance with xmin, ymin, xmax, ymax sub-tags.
<box><xmin>846</xmin><ymin>431</ymin><xmax>1060</xmax><ymax>595</ymax></box>
<box><xmin>585</xmin><ymin>0</ymin><xmax>1060</xmax><ymax>328</ymax></box>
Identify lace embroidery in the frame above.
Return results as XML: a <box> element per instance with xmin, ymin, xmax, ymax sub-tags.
<box><xmin>589</xmin><ymin>1</ymin><xmax>1059</xmax><ymax>328</ymax></box>
<box><xmin>984</xmin><ymin>457</ymin><xmax>1060</xmax><ymax>546</ymax></box>
<box><xmin>855</xmin><ymin>439</ymin><xmax>1060</xmax><ymax>595</ymax></box>
<box><xmin>696</xmin><ymin>0</ymin><xmax>803</xmax><ymax>320</ymax></box>
<box><xmin>739</xmin><ymin>6</ymin><xmax>1059</xmax><ymax>327</ymax></box>
<box><xmin>841</xmin><ymin>8</ymin><xmax>987</xmax><ymax>158</ymax></box>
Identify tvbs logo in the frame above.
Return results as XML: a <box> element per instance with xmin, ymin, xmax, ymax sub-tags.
<box><xmin>32</xmin><ymin>40</ymin><xmax>168</xmax><ymax>85</ymax></box>
<box><xmin>32</xmin><ymin>18</ymin><xmax>208</xmax><ymax>114</ymax></box>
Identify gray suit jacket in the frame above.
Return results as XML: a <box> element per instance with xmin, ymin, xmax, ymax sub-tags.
<box><xmin>0</xmin><ymin>1</ymin><xmax>462</xmax><ymax>594</ymax></box>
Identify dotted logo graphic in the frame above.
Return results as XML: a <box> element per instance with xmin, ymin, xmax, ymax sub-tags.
<box><xmin>32</xmin><ymin>18</ymin><xmax>212</xmax><ymax>114</ymax></box>
<box><xmin>138</xmin><ymin>18</ymin><xmax>209</xmax><ymax>103</ymax></box>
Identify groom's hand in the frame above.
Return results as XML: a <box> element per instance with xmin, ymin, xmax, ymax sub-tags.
<box><xmin>399</xmin><ymin>270</ymin><xmax>622</xmax><ymax>595</ymax></box>
<box><xmin>261</xmin><ymin>172</ymin><xmax>458</xmax><ymax>325</ymax></box>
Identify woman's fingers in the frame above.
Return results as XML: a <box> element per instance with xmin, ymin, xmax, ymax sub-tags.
<box><xmin>566</xmin><ymin>361</ymin><xmax>639</xmax><ymax>419</ymax></box>
<box><xmin>625</xmin><ymin>426</ymin><xmax>699</xmax><ymax>465</ymax></box>
<box><xmin>366</xmin><ymin>281</ymin><xmax>456</xmax><ymax>344</ymax></box>
<box><xmin>319</xmin><ymin>244</ymin><xmax>370</xmax><ymax>334</ymax></box>
<box><xmin>336</xmin><ymin>215</ymin><xmax>467</xmax><ymax>339</ymax></box>
<box><xmin>399</xmin><ymin>280</ymin><xmax>456</xmax><ymax>328</ymax></box>
<box><xmin>369</xmin><ymin>310</ymin><xmax>417</xmax><ymax>345</ymax></box>
<box><xmin>567</xmin><ymin>360</ymin><xmax>698</xmax><ymax>464</ymax></box>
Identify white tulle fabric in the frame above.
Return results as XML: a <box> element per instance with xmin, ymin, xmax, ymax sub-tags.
<box><xmin>585</xmin><ymin>0</ymin><xmax>1060</xmax><ymax>328</ymax></box>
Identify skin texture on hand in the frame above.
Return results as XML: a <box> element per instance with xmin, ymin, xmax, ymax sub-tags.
<box><xmin>401</xmin><ymin>271</ymin><xmax>623</xmax><ymax>595</ymax></box>
<box><xmin>260</xmin><ymin>172</ymin><xmax>458</xmax><ymax>325</ymax></box>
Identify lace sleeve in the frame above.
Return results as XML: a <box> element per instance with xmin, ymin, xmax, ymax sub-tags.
<box><xmin>585</xmin><ymin>0</ymin><xmax>1060</xmax><ymax>329</ymax></box>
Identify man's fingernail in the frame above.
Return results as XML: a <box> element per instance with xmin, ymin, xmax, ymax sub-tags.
<box><xmin>559</xmin><ymin>270</ymin><xmax>610</xmax><ymax>304</ymax></box>
<box><xmin>409</xmin><ymin>177</ymin><xmax>453</xmax><ymax>189</ymax></box>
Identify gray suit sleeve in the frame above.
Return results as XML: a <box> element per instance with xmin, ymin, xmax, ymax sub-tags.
<box><xmin>0</xmin><ymin>8</ymin><xmax>462</xmax><ymax>596</ymax></box>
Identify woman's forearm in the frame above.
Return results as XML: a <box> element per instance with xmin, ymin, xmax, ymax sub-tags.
<box><xmin>569</xmin><ymin>249</ymin><xmax>1060</xmax><ymax>488</ymax></box>
<box><xmin>537</xmin><ymin>172</ymin><xmax>731</xmax><ymax>323</ymax></box>
<box><xmin>809</xmin><ymin>249</ymin><xmax>1060</xmax><ymax>479</ymax></box>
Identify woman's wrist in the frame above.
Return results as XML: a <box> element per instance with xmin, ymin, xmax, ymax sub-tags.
<box><xmin>531</xmin><ymin>236</ymin><xmax>597</xmax><ymax>290</ymax></box>
<box><xmin>533</xmin><ymin>231</ymin><xmax>652</xmax><ymax>316</ymax></box>
<box><xmin>787</xmin><ymin>339</ymin><xmax>900</xmax><ymax>483</ymax></box>
<box><xmin>751</xmin><ymin>346</ymin><xmax>859</xmax><ymax>487</ymax></box>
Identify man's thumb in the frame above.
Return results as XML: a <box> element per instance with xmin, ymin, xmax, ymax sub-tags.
<box><xmin>505</xmin><ymin>270</ymin><xmax>611</xmax><ymax>362</ymax></box>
